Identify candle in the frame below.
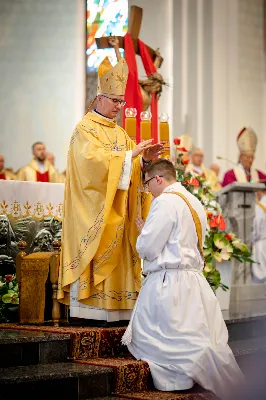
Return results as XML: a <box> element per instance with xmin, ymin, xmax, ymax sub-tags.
<box><xmin>159</xmin><ymin>113</ymin><xmax>170</xmax><ymax>159</ymax></box>
<box><xmin>140</xmin><ymin>111</ymin><xmax>152</xmax><ymax>141</ymax></box>
<box><xmin>125</xmin><ymin>108</ymin><xmax>137</xmax><ymax>142</ymax></box>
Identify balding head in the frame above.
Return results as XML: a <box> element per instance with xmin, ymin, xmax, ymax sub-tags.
<box><xmin>0</xmin><ymin>154</ymin><xmax>4</xmax><ymax>171</ymax></box>
<box><xmin>191</xmin><ymin>148</ymin><xmax>204</xmax><ymax>167</ymax></box>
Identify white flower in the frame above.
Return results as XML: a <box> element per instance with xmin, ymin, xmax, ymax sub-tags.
<box><xmin>0</xmin><ymin>281</ymin><xmax>4</xmax><ymax>288</ymax></box>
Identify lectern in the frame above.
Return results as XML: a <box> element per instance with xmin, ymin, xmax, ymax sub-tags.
<box><xmin>216</xmin><ymin>182</ymin><xmax>264</xmax><ymax>286</ymax></box>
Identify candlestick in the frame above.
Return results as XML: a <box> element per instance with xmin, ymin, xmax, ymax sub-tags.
<box><xmin>125</xmin><ymin>108</ymin><xmax>137</xmax><ymax>142</ymax></box>
<box><xmin>159</xmin><ymin>113</ymin><xmax>170</xmax><ymax>159</ymax></box>
<box><xmin>140</xmin><ymin>111</ymin><xmax>152</xmax><ymax>141</ymax></box>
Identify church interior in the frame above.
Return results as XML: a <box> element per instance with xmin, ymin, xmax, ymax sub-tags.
<box><xmin>0</xmin><ymin>0</ymin><xmax>266</xmax><ymax>399</ymax></box>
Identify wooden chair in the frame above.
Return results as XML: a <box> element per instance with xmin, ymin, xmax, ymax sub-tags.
<box><xmin>16</xmin><ymin>240</ymin><xmax>62</xmax><ymax>326</ymax></box>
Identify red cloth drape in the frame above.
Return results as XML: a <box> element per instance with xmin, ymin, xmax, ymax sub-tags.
<box><xmin>123</xmin><ymin>33</ymin><xmax>143</xmax><ymax>143</ymax></box>
<box><xmin>123</xmin><ymin>33</ymin><xmax>159</xmax><ymax>143</ymax></box>
<box><xmin>36</xmin><ymin>171</ymin><xmax>49</xmax><ymax>182</ymax></box>
<box><xmin>138</xmin><ymin>40</ymin><xmax>158</xmax><ymax>143</ymax></box>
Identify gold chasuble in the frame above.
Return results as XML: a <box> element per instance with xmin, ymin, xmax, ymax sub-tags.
<box><xmin>16</xmin><ymin>159</ymin><xmax>63</xmax><ymax>183</ymax></box>
<box><xmin>58</xmin><ymin>112</ymin><xmax>151</xmax><ymax>310</ymax></box>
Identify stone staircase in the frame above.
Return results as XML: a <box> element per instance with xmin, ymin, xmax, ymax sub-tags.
<box><xmin>1</xmin><ymin>314</ymin><xmax>266</xmax><ymax>400</ymax></box>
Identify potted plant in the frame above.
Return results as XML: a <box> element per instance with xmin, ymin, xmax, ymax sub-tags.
<box><xmin>173</xmin><ymin>140</ymin><xmax>253</xmax><ymax>306</ymax></box>
<box><xmin>0</xmin><ymin>274</ymin><xmax>19</xmax><ymax>322</ymax></box>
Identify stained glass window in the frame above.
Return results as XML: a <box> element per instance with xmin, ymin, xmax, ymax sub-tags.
<box><xmin>86</xmin><ymin>0</ymin><xmax>128</xmax><ymax>71</ymax></box>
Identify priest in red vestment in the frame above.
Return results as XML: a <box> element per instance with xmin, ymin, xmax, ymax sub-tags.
<box><xmin>0</xmin><ymin>154</ymin><xmax>16</xmax><ymax>180</ymax></box>
<box><xmin>222</xmin><ymin>127</ymin><xmax>266</xmax><ymax>186</ymax></box>
<box><xmin>16</xmin><ymin>142</ymin><xmax>63</xmax><ymax>183</ymax></box>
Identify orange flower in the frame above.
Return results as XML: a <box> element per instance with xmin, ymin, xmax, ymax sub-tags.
<box><xmin>174</xmin><ymin>138</ymin><xmax>181</xmax><ymax>145</ymax></box>
<box><xmin>207</xmin><ymin>212</ymin><xmax>213</xmax><ymax>219</ymax></box>
<box><xmin>209</xmin><ymin>215</ymin><xmax>226</xmax><ymax>231</ymax></box>
<box><xmin>185</xmin><ymin>178</ymin><xmax>199</xmax><ymax>186</ymax></box>
<box><xmin>181</xmin><ymin>156</ymin><xmax>189</xmax><ymax>165</ymax></box>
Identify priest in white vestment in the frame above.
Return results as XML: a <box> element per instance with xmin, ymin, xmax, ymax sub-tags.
<box><xmin>252</xmin><ymin>183</ymin><xmax>266</xmax><ymax>283</ymax></box>
<box><xmin>122</xmin><ymin>159</ymin><xmax>244</xmax><ymax>399</ymax></box>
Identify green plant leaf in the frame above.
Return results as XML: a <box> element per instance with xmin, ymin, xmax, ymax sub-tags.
<box><xmin>232</xmin><ymin>241</ymin><xmax>249</xmax><ymax>253</ymax></box>
<box><xmin>214</xmin><ymin>234</ymin><xmax>229</xmax><ymax>249</ymax></box>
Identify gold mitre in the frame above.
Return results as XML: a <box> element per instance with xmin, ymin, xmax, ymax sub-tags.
<box><xmin>237</xmin><ymin>127</ymin><xmax>257</xmax><ymax>156</ymax></box>
<box><xmin>97</xmin><ymin>56</ymin><xmax>128</xmax><ymax>96</ymax></box>
<box><xmin>178</xmin><ymin>134</ymin><xmax>194</xmax><ymax>155</ymax></box>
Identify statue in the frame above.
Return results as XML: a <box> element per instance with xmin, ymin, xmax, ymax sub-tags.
<box><xmin>14</xmin><ymin>216</ymin><xmax>37</xmax><ymax>254</ymax></box>
<box><xmin>108</xmin><ymin>36</ymin><xmax>165</xmax><ymax>111</ymax></box>
<box><xmin>0</xmin><ymin>255</ymin><xmax>16</xmax><ymax>276</ymax></box>
<box><xmin>0</xmin><ymin>214</ymin><xmax>18</xmax><ymax>259</ymax></box>
<box><xmin>32</xmin><ymin>228</ymin><xmax>53</xmax><ymax>253</ymax></box>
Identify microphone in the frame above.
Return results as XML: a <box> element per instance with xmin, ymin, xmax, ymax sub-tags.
<box><xmin>217</xmin><ymin>156</ymin><xmax>250</xmax><ymax>175</ymax></box>
<box><xmin>216</xmin><ymin>155</ymin><xmax>239</xmax><ymax>167</ymax></box>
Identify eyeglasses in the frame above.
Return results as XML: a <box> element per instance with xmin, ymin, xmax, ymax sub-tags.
<box><xmin>101</xmin><ymin>95</ymin><xmax>126</xmax><ymax>107</ymax></box>
<box><xmin>143</xmin><ymin>175</ymin><xmax>164</xmax><ymax>186</ymax></box>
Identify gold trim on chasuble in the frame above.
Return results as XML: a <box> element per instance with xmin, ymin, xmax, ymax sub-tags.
<box><xmin>257</xmin><ymin>201</ymin><xmax>266</xmax><ymax>213</ymax></box>
<box><xmin>58</xmin><ymin>112</ymin><xmax>151</xmax><ymax>310</ymax></box>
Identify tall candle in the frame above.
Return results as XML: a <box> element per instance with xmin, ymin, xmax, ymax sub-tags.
<box><xmin>125</xmin><ymin>108</ymin><xmax>137</xmax><ymax>142</ymax></box>
<box><xmin>159</xmin><ymin>113</ymin><xmax>170</xmax><ymax>159</ymax></box>
<box><xmin>140</xmin><ymin>111</ymin><xmax>152</xmax><ymax>141</ymax></box>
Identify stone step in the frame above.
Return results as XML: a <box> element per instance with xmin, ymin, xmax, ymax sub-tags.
<box><xmin>1</xmin><ymin>316</ymin><xmax>266</xmax><ymax>368</ymax></box>
<box><xmin>0</xmin><ymin>362</ymin><xmax>113</xmax><ymax>400</ymax></box>
<box><xmin>226</xmin><ymin>315</ymin><xmax>266</xmax><ymax>342</ymax></box>
<box><xmin>0</xmin><ymin>329</ymin><xmax>70</xmax><ymax>367</ymax></box>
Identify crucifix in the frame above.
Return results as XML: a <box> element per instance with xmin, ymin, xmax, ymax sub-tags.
<box><xmin>96</xmin><ymin>5</ymin><xmax>163</xmax><ymax>67</ymax></box>
<box><xmin>96</xmin><ymin>5</ymin><xmax>167</xmax><ymax>145</ymax></box>
<box><xmin>96</xmin><ymin>6</ymin><xmax>165</xmax><ymax>112</ymax></box>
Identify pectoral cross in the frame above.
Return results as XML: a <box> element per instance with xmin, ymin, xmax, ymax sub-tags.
<box><xmin>96</xmin><ymin>5</ymin><xmax>163</xmax><ymax>67</ymax></box>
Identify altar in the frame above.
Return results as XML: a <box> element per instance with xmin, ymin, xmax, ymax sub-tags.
<box><xmin>0</xmin><ymin>180</ymin><xmax>64</xmax><ymax>261</ymax></box>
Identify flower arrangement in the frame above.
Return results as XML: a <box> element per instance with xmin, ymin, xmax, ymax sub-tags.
<box><xmin>0</xmin><ymin>274</ymin><xmax>19</xmax><ymax>322</ymax></box>
<box><xmin>174</xmin><ymin>141</ymin><xmax>253</xmax><ymax>292</ymax></box>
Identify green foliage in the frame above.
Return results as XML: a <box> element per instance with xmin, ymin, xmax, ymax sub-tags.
<box><xmin>174</xmin><ymin>148</ymin><xmax>254</xmax><ymax>292</ymax></box>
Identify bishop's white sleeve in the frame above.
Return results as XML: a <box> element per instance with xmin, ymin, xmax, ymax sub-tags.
<box><xmin>117</xmin><ymin>150</ymin><xmax>132</xmax><ymax>190</ymax></box>
<box><xmin>136</xmin><ymin>199</ymin><xmax>175</xmax><ymax>261</ymax></box>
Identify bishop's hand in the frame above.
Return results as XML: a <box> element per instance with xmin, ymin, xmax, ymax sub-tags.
<box><xmin>142</xmin><ymin>143</ymin><xmax>164</xmax><ymax>162</ymax></box>
<box><xmin>132</xmin><ymin>139</ymin><xmax>153</xmax><ymax>158</ymax></box>
<box><xmin>135</xmin><ymin>216</ymin><xmax>145</xmax><ymax>234</ymax></box>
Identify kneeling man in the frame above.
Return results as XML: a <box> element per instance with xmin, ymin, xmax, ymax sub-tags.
<box><xmin>122</xmin><ymin>159</ymin><xmax>244</xmax><ymax>400</ymax></box>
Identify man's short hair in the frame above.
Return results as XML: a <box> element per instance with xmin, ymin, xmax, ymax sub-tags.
<box><xmin>32</xmin><ymin>141</ymin><xmax>44</xmax><ymax>151</ymax></box>
<box><xmin>145</xmin><ymin>159</ymin><xmax>176</xmax><ymax>181</ymax></box>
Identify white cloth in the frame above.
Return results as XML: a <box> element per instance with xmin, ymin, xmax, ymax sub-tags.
<box><xmin>251</xmin><ymin>196</ymin><xmax>266</xmax><ymax>282</ymax></box>
<box><xmin>123</xmin><ymin>182</ymin><xmax>244</xmax><ymax>399</ymax></box>
<box><xmin>0</xmin><ymin>180</ymin><xmax>64</xmax><ymax>220</ymax></box>
<box><xmin>69</xmin><ymin>149</ymin><xmax>135</xmax><ymax>322</ymax></box>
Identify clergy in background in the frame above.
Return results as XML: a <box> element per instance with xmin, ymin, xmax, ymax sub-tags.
<box><xmin>185</xmin><ymin>147</ymin><xmax>221</xmax><ymax>192</ymax></box>
<box><xmin>251</xmin><ymin>181</ymin><xmax>266</xmax><ymax>283</ymax></box>
<box><xmin>123</xmin><ymin>159</ymin><xmax>244</xmax><ymax>399</ymax></box>
<box><xmin>58</xmin><ymin>56</ymin><xmax>163</xmax><ymax>324</ymax></box>
<box><xmin>0</xmin><ymin>154</ymin><xmax>16</xmax><ymax>180</ymax></box>
<box><xmin>16</xmin><ymin>142</ymin><xmax>63</xmax><ymax>183</ymax></box>
<box><xmin>222</xmin><ymin>127</ymin><xmax>266</xmax><ymax>186</ymax></box>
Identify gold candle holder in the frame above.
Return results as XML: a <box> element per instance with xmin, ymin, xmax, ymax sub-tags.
<box><xmin>125</xmin><ymin>108</ymin><xmax>137</xmax><ymax>143</ymax></box>
<box><xmin>140</xmin><ymin>111</ymin><xmax>152</xmax><ymax>141</ymax></box>
<box><xmin>159</xmin><ymin>113</ymin><xmax>170</xmax><ymax>159</ymax></box>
